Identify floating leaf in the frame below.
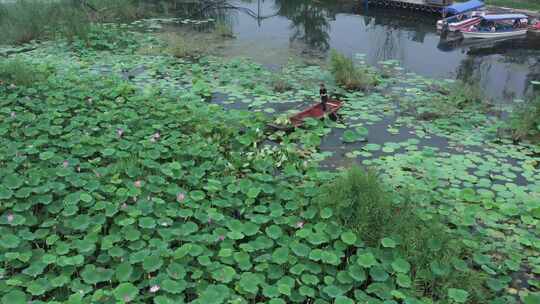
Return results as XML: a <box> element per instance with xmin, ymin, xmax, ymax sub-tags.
<box><xmin>448</xmin><ymin>288</ymin><xmax>469</xmax><ymax>303</ymax></box>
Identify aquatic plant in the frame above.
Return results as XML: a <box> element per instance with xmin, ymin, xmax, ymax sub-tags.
<box><xmin>329</xmin><ymin>50</ymin><xmax>378</xmax><ymax>91</ymax></box>
<box><xmin>510</xmin><ymin>94</ymin><xmax>540</xmax><ymax>140</ymax></box>
<box><xmin>0</xmin><ymin>58</ymin><xmax>51</xmax><ymax>86</ymax></box>
<box><xmin>214</xmin><ymin>21</ymin><xmax>235</xmax><ymax>38</ymax></box>
<box><xmin>317</xmin><ymin>166</ymin><xmax>490</xmax><ymax>302</ymax></box>
<box><xmin>163</xmin><ymin>33</ymin><xmax>210</xmax><ymax>58</ymax></box>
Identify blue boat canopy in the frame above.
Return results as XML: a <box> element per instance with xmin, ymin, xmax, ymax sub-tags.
<box><xmin>443</xmin><ymin>0</ymin><xmax>485</xmax><ymax>15</ymax></box>
<box><xmin>482</xmin><ymin>14</ymin><xmax>528</xmax><ymax>21</ymax></box>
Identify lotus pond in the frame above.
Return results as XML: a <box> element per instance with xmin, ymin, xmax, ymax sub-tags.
<box><xmin>1</xmin><ymin>3</ymin><xmax>540</xmax><ymax>304</ymax></box>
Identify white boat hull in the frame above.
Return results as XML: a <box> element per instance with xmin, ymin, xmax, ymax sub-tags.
<box><xmin>462</xmin><ymin>29</ymin><xmax>527</xmax><ymax>39</ymax></box>
<box><xmin>437</xmin><ymin>17</ymin><xmax>481</xmax><ymax>32</ymax></box>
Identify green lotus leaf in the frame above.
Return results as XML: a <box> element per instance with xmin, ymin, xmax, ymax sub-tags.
<box><xmin>524</xmin><ymin>293</ymin><xmax>540</xmax><ymax>304</ymax></box>
<box><xmin>143</xmin><ymin>255</ymin><xmax>163</xmax><ymax>272</ymax></box>
<box><xmin>212</xmin><ymin>266</ymin><xmax>236</xmax><ymax>283</ymax></box>
<box><xmin>335</xmin><ymin>296</ymin><xmax>354</xmax><ymax>304</ymax></box>
<box><xmin>357</xmin><ymin>252</ymin><xmax>377</xmax><ymax>268</ymax></box>
<box><xmin>381</xmin><ymin>237</ymin><xmax>397</xmax><ymax>248</ymax></box>
<box><xmin>39</xmin><ymin>151</ymin><xmax>55</xmax><ymax>160</ymax></box>
<box><xmin>322</xmin><ymin>284</ymin><xmax>343</xmax><ymax>298</ymax></box>
<box><xmin>320</xmin><ymin>207</ymin><xmax>333</xmax><ymax>219</ymax></box>
<box><xmin>238</xmin><ymin>272</ymin><xmax>260</xmax><ymax>294</ymax></box>
<box><xmin>190</xmin><ymin>190</ymin><xmax>205</xmax><ymax>201</ymax></box>
<box><xmin>198</xmin><ymin>284</ymin><xmax>230</xmax><ymax>304</ymax></box>
<box><xmin>341</xmin><ymin>231</ymin><xmax>357</xmax><ymax>245</ymax></box>
<box><xmin>396</xmin><ymin>273</ymin><xmax>412</xmax><ymax>288</ymax></box>
<box><xmin>448</xmin><ymin>288</ymin><xmax>469</xmax><ymax>303</ymax></box>
<box><xmin>115</xmin><ymin>263</ymin><xmax>133</xmax><ymax>282</ymax></box>
<box><xmin>1</xmin><ymin>290</ymin><xmax>27</xmax><ymax>304</ymax></box>
<box><xmin>113</xmin><ymin>283</ymin><xmax>139</xmax><ymax>302</ymax></box>
<box><xmin>167</xmin><ymin>262</ymin><xmax>186</xmax><ymax>280</ymax></box>
<box><xmin>266</xmin><ymin>225</ymin><xmax>283</xmax><ymax>239</ymax></box>
<box><xmin>391</xmin><ymin>258</ymin><xmax>410</xmax><ymax>273</ymax></box>
<box><xmin>0</xmin><ymin>234</ymin><xmax>20</xmax><ymax>249</ymax></box>
<box><xmin>3</xmin><ymin>174</ymin><xmax>23</xmax><ymax>189</ymax></box>
<box><xmin>290</xmin><ymin>241</ymin><xmax>310</xmax><ymax>257</ymax></box>
<box><xmin>369</xmin><ymin>266</ymin><xmax>388</xmax><ymax>282</ymax></box>
<box><xmin>272</xmin><ymin>247</ymin><xmax>289</xmax><ymax>265</ymax></box>
<box><xmin>161</xmin><ymin>279</ymin><xmax>187</xmax><ymax>294</ymax></box>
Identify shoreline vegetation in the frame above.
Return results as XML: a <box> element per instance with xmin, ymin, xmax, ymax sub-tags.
<box><xmin>485</xmin><ymin>0</ymin><xmax>540</xmax><ymax>13</ymax></box>
<box><xmin>1</xmin><ymin>1</ymin><xmax>539</xmax><ymax>304</ymax></box>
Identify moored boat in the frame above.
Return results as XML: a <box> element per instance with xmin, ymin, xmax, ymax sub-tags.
<box><xmin>289</xmin><ymin>100</ymin><xmax>342</xmax><ymax>127</ymax></box>
<box><xmin>461</xmin><ymin>14</ymin><xmax>529</xmax><ymax>39</ymax></box>
<box><xmin>437</xmin><ymin>0</ymin><xmax>485</xmax><ymax>32</ymax></box>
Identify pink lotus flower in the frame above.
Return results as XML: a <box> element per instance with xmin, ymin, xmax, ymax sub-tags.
<box><xmin>123</xmin><ymin>295</ymin><xmax>131</xmax><ymax>302</ymax></box>
<box><xmin>296</xmin><ymin>221</ymin><xmax>304</xmax><ymax>229</ymax></box>
<box><xmin>176</xmin><ymin>192</ymin><xmax>185</xmax><ymax>203</ymax></box>
<box><xmin>134</xmin><ymin>180</ymin><xmax>142</xmax><ymax>188</ymax></box>
<box><xmin>7</xmin><ymin>213</ymin><xmax>14</xmax><ymax>223</ymax></box>
<box><xmin>10</xmin><ymin>112</ymin><xmax>16</xmax><ymax>118</ymax></box>
<box><xmin>149</xmin><ymin>285</ymin><xmax>160</xmax><ymax>293</ymax></box>
<box><xmin>76</xmin><ymin>166</ymin><xmax>81</xmax><ymax>172</ymax></box>
<box><xmin>208</xmin><ymin>218</ymin><xmax>213</xmax><ymax>224</ymax></box>
<box><xmin>63</xmin><ymin>160</ymin><xmax>69</xmax><ymax>168</ymax></box>
<box><xmin>121</xmin><ymin>203</ymin><xmax>128</xmax><ymax>209</ymax></box>
<box><xmin>218</xmin><ymin>235</ymin><xmax>225</xmax><ymax>241</ymax></box>
<box><xmin>117</xmin><ymin>128</ymin><xmax>124</xmax><ymax>138</ymax></box>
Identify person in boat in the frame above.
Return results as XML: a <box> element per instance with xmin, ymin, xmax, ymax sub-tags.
<box><xmin>319</xmin><ymin>83</ymin><xmax>329</xmax><ymax>112</ymax></box>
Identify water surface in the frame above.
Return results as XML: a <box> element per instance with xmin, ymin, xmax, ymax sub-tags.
<box><xmin>217</xmin><ymin>0</ymin><xmax>540</xmax><ymax>102</ymax></box>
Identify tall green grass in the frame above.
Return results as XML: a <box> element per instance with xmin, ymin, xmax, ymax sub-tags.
<box><xmin>0</xmin><ymin>0</ymin><xmax>150</xmax><ymax>45</ymax></box>
<box><xmin>0</xmin><ymin>58</ymin><xmax>51</xmax><ymax>86</ymax></box>
<box><xmin>317</xmin><ymin>166</ymin><xmax>490</xmax><ymax>302</ymax></box>
<box><xmin>329</xmin><ymin>50</ymin><xmax>378</xmax><ymax>91</ymax></box>
<box><xmin>511</xmin><ymin>94</ymin><xmax>540</xmax><ymax>140</ymax></box>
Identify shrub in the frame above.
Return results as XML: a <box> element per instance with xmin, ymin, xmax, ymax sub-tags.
<box><xmin>0</xmin><ymin>0</ymin><xmax>53</xmax><ymax>44</ymax></box>
<box><xmin>0</xmin><ymin>58</ymin><xmax>51</xmax><ymax>86</ymax></box>
<box><xmin>329</xmin><ymin>49</ymin><xmax>378</xmax><ymax>91</ymax></box>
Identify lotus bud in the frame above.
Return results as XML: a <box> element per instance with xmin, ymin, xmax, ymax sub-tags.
<box><xmin>176</xmin><ymin>192</ymin><xmax>185</xmax><ymax>203</ymax></box>
<box><xmin>149</xmin><ymin>285</ymin><xmax>160</xmax><ymax>293</ymax></box>
<box><xmin>134</xmin><ymin>180</ymin><xmax>142</xmax><ymax>188</ymax></box>
<box><xmin>10</xmin><ymin>112</ymin><xmax>16</xmax><ymax>118</ymax></box>
<box><xmin>63</xmin><ymin>160</ymin><xmax>69</xmax><ymax>168</ymax></box>
<box><xmin>7</xmin><ymin>213</ymin><xmax>14</xmax><ymax>223</ymax></box>
<box><xmin>296</xmin><ymin>221</ymin><xmax>304</xmax><ymax>228</ymax></box>
<box><xmin>218</xmin><ymin>235</ymin><xmax>225</xmax><ymax>241</ymax></box>
<box><xmin>117</xmin><ymin>128</ymin><xmax>124</xmax><ymax>138</ymax></box>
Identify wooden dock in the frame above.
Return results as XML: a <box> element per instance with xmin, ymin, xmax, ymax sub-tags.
<box><xmin>365</xmin><ymin>0</ymin><xmax>452</xmax><ymax>14</ymax></box>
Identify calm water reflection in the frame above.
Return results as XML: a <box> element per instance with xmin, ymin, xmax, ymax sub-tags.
<box><xmin>216</xmin><ymin>0</ymin><xmax>540</xmax><ymax>102</ymax></box>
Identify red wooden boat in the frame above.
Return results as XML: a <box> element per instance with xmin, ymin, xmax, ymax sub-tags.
<box><xmin>289</xmin><ymin>99</ymin><xmax>343</xmax><ymax>127</ymax></box>
<box><xmin>529</xmin><ymin>22</ymin><xmax>540</xmax><ymax>34</ymax></box>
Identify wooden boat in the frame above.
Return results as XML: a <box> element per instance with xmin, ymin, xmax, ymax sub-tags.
<box><xmin>290</xmin><ymin>100</ymin><xmax>343</xmax><ymax>127</ymax></box>
<box><xmin>462</xmin><ymin>14</ymin><xmax>529</xmax><ymax>39</ymax></box>
<box><xmin>437</xmin><ymin>0</ymin><xmax>485</xmax><ymax>32</ymax></box>
<box><xmin>528</xmin><ymin>22</ymin><xmax>540</xmax><ymax>34</ymax></box>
